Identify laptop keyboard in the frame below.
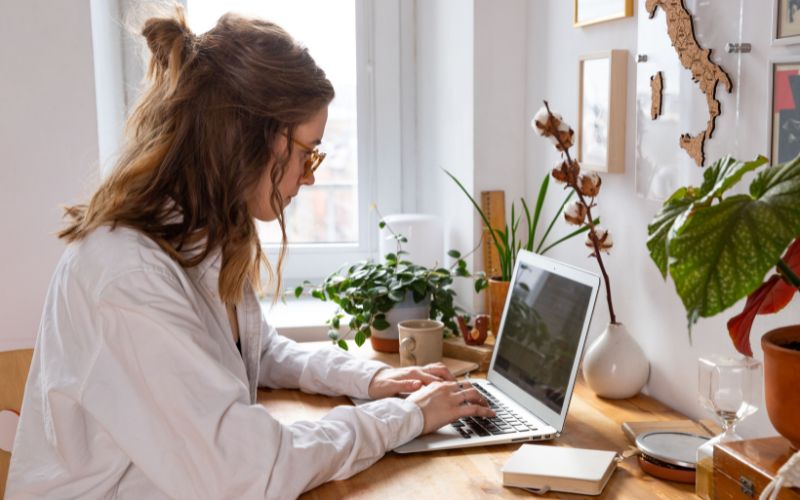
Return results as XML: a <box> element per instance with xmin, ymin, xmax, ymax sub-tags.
<box><xmin>449</xmin><ymin>384</ymin><xmax>539</xmax><ymax>438</ymax></box>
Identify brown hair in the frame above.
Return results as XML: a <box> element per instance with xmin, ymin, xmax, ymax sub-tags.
<box><xmin>60</xmin><ymin>7</ymin><xmax>334</xmax><ymax>304</ymax></box>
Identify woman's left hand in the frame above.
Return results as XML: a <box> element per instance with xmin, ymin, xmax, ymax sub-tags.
<box><xmin>367</xmin><ymin>363</ymin><xmax>456</xmax><ymax>399</ymax></box>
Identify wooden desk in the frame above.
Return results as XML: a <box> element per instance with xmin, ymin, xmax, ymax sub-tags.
<box><xmin>257</xmin><ymin>343</ymin><xmax>696</xmax><ymax>499</ymax></box>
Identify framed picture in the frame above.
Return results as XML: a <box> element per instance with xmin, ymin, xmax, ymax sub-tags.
<box><xmin>769</xmin><ymin>59</ymin><xmax>800</xmax><ymax>163</ymax></box>
<box><xmin>578</xmin><ymin>50</ymin><xmax>628</xmax><ymax>173</ymax></box>
<box><xmin>772</xmin><ymin>0</ymin><xmax>800</xmax><ymax>46</ymax></box>
<box><xmin>574</xmin><ymin>0</ymin><xmax>634</xmax><ymax>28</ymax></box>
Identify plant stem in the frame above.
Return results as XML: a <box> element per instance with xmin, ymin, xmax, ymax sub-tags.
<box><xmin>778</xmin><ymin>258</ymin><xmax>800</xmax><ymax>291</ymax></box>
<box><xmin>544</xmin><ymin>100</ymin><xmax>617</xmax><ymax>324</ymax></box>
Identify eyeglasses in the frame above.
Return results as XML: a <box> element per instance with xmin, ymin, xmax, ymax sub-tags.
<box><xmin>290</xmin><ymin>137</ymin><xmax>326</xmax><ymax>179</ymax></box>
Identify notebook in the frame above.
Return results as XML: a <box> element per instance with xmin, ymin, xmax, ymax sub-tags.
<box><xmin>393</xmin><ymin>250</ymin><xmax>600</xmax><ymax>453</ymax></box>
<box><xmin>501</xmin><ymin>444</ymin><xmax>619</xmax><ymax>495</ymax></box>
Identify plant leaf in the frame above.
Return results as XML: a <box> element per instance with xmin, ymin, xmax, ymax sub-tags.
<box><xmin>294</xmin><ymin>285</ymin><xmax>303</xmax><ymax>298</ymax></box>
<box><xmin>646</xmin><ymin>187</ymin><xmax>700</xmax><ymax>278</ymax></box>
<box><xmin>539</xmin><ymin>218</ymin><xmax>598</xmax><ymax>255</ymax></box>
<box><xmin>726</xmin><ymin>237</ymin><xmax>800</xmax><ymax>356</ymax></box>
<box><xmin>536</xmin><ymin>189</ymin><xmax>574</xmax><ymax>254</ymax></box>
<box><xmin>447</xmin><ymin>249</ymin><xmax>461</xmax><ymax>259</ymax></box>
<box><xmin>697</xmin><ymin>155</ymin><xmax>768</xmax><ymax>205</ymax></box>
<box><xmin>337</xmin><ymin>339</ymin><xmax>349</xmax><ymax>351</ymax></box>
<box><xmin>443</xmin><ymin>168</ymin><xmax>506</xmax><ymax>270</ymax></box>
<box><xmin>531</xmin><ymin>175</ymin><xmax>550</xmax><ymax>250</ymax></box>
<box><xmin>355</xmin><ymin>329</ymin><xmax>367</xmax><ymax>346</ymax></box>
<box><xmin>668</xmin><ymin>156</ymin><xmax>800</xmax><ymax>322</ymax></box>
<box><xmin>372</xmin><ymin>315</ymin><xmax>391</xmax><ymax>330</ymax></box>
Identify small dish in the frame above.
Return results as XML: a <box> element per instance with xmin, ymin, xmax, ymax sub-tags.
<box><xmin>634</xmin><ymin>431</ymin><xmax>708</xmax><ymax>484</ymax></box>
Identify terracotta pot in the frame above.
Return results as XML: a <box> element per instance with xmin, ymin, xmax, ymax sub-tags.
<box><xmin>762</xmin><ymin>325</ymin><xmax>800</xmax><ymax>449</ymax></box>
<box><xmin>487</xmin><ymin>278</ymin><xmax>510</xmax><ymax>336</ymax></box>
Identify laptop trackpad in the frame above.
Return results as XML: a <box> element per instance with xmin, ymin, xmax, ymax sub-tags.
<box><xmin>394</xmin><ymin>426</ymin><xmax>465</xmax><ymax>453</ymax></box>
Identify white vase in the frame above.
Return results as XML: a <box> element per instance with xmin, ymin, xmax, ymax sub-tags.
<box><xmin>582</xmin><ymin>322</ymin><xmax>650</xmax><ymax>399</ymax></box>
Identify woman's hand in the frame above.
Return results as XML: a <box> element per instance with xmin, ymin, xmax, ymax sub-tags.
<box><xmin>367</xmin><ymin>363</ymin><xmax>456</xmax><ymax>399</ymax></box>
<box><xmin>406</xmin><ymin>381</ymin><xmax>495</xmax><ymax>434</ymax></box>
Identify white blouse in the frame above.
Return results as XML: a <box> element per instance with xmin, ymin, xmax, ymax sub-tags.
<box><xmin>7</xmin><ymin>226</ymin><xmax>423</xmax><ymax>499</ymax></box>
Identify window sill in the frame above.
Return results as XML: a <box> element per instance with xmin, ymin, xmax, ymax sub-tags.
<box><xmin>261</xmin><ymin>297</ymin><xmax>339</xmax><ymax>343</ymax></box>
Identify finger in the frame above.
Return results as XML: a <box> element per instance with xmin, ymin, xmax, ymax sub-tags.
<box><xmin>454</xmin><ymin>388</ymin><xmax>489</xmax><ymax>406</ymax></box>
<box><xmin>411</xmin><ymin>370</ymin><xmax>445</xmax><ymax>385</ymax></box>
<box><xmin>457</xmin><ymin>403</ymin><xmax>496</xmax><ymax>419</ymax></box>
<box><xmin>398</xmin><ymin>379</ymin><xmax>423</xmax><ymax>392</ymax></box>
<box><xmin>423</xmin><ymin>363</ymin><xmax>456</xmax><ymax>381</ymax></box>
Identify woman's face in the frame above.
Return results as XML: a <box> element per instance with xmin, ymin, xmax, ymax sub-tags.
<box><xmin>248</xmin><ymin>106</ymin><xmax>328</xmax><ymax>221</ymax></box>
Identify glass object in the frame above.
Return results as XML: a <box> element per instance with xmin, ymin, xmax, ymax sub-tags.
<box><xmin>695</xmin><ymin>355</ymin><xmax>762</xmax><ymax>500</ymax></box>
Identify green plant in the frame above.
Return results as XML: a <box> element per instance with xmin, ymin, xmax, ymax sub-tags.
<box><xmin>444</xmin><ymin>170</ymin><xmax>596</xmax><ymax>282</ymax></box>
<box><xmin>646</xmin><ymin>154</ymin><xmax>800</xmax><ymax>355</ymax></box>
<box><xmin>294</xmin><ymin>218</ymin><xmax>488</xmax><ymax>350</ymax></box>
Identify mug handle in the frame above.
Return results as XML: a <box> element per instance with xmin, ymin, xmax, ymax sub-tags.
<box><xmin>400</xmin><ymin>336</ymin><xmax>416</xmax><ymax>365</ymax></box>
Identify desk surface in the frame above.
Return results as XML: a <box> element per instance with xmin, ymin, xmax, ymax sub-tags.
<box><xmin>257</xmin><ymin>342</ymin><xmax>696</xmax><ymax>499</ymax></box>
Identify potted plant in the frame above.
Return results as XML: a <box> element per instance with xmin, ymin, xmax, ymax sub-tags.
<box><xmin>646</xmin><ymin>154</ymin><xmax>800</xmax><ymax>447</ymax></box>
<box><xmin>532</xmin><ymin>101</ymin><xmax>649</xmax><ymax>399</ymax></box>
<box><xmin>443</xmin><ymin>168</ymin><xmax>596</xmax><ymax>335</ymax></box>
<box><xmin>294</xmin><ymin>218</ymin><xmax>488</xmax><ymax>353</ymax></box>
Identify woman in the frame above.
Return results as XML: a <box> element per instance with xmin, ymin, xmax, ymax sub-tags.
<box><xmin>6</xmin><ymin>7</ymin><xmax>493</xmax><ymax>500</ymax></box>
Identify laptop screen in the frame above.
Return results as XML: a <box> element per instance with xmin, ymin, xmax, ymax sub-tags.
<box><xmin>492</xmin><ymin>259</ymin><xmax>594</xmax><ymax>414</ymax></box>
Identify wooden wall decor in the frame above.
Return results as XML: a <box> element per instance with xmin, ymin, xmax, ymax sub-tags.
<box><xmin>574</xmin><ymin>0</ymin><xmax>634</xmax><ymax>27</ymax></box>
<box><xmin>650</xmin><ymin>71</ymin><xmax>663</xmax><ymax>119</ymax></box>
<box><xmin>645</xmin><ymin>0</ymin><xmax>732</xmax><ymax>167</ymax></box>
<box><xmin>578</xmin><ymin>50</ymin><xmax>628</xmax><ymax>173</ymax></box>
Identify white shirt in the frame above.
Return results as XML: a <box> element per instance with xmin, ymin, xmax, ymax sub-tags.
<box><xmin>7</xmin><ymin>226</ymin><xmax>423</xmax><ymax>499</ymax></box>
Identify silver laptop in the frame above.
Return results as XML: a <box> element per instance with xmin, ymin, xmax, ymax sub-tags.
<box><xmin>393</xmin><ymin>250</ymin><xmax>600</xmax><ymax>453</ymax></box>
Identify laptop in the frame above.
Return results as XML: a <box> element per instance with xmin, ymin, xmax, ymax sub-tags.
<box><xmin>393</xmin><ymin>250</ymin><xmax>600</xmax><ymax>453</ymax></box>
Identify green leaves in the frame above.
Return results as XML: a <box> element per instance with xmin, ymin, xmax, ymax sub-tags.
<box><xmin>292</xmin><ymin>215</ymin><xmax>486</xmax><ymax>349</ymax></box>
<box><xmin>646</xmin><ymin>154</ymin><xmax>800</xmax><ymax>328</ymax></box>
<box><xmin>444</xmin><ymin>168</ymin><xmax>586</xmax><ymax>280</ymax></box>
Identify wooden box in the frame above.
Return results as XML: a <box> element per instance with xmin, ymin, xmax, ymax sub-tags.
<box><xmin>714</xmin><ymin>437</ymin><xmax>800</xmax><ymax>499</ymax></box>
<box><xmin>442</xmin><ymin>335</ymin><xmax>494</xmax><ymax>371</ymax></box>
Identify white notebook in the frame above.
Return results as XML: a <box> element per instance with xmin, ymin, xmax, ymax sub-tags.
<box><xmin>501</xmin><ymin>444</ymin><xmax>619</xmax><ymax>496</ymax></box>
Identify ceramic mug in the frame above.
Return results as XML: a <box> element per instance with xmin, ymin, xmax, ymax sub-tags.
<box><xmin>398</xmin><ymin>319</ymin><xmax>444</xmax><ymax>367</ymax></box>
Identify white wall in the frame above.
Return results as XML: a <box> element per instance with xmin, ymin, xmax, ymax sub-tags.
<box><xmin>415</xmin><ymin>0</ymin><xmax>476</xmax><ymax>305</ymax></box>
<box><xmin>416</xmin><ymin>0</ymin><xmax>528</xmax><ymax>312</ymax></box>
<box><xmin>523</xmin><ymin>1</ymin><xmax>800</xmax><ymax>437</ymax></box>
<box><xmin>0</xmin><ymin>0</ymin><xmax>101</xmax><ymax>351</ymax></box>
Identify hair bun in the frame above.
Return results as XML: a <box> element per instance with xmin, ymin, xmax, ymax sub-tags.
<box><xmin>141</xmin><ymin>7</ymin><xmax>195</xmax><ymax>73</ymax></box>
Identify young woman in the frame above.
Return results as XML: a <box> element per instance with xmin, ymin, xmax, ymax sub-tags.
<box><xmin>6</xmin><ymin>8</ymin><xmax>493</xmax><ymax>500</ymax></box>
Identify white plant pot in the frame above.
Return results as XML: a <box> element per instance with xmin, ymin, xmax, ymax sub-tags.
<box><xmin>370</xmin><ymin>296</ymin><xmax>430</xmax><ymax>352</ymax></box>
<box><xmin>582</xmin><ymin>322</ymin><xmax>650</xmax><ymax>399</ymax></box>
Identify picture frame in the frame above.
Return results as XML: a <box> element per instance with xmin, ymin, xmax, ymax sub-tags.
<box><xmin>573</xmin><ymin>0</ymin><xmax>634</xmax><ymax>28</ymax></box>
<box><xmin>577</xmin><ymin>50</ymin><xmax>628</xmax><ymax>173</ymax></box>
<box><xmin>772</xmin><ymin>0</ymin><xmax>800</xmax><ymax>46</ymax></box>
<box><xmin>769</xmin><ymin>58</ymin><xmax>800</xmax><ymax>164</ymax></box>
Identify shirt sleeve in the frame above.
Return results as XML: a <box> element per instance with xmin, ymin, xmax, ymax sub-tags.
<box><xmin>257</xmin><ymin>318</ymin><xmax>392</xmax><ymax>399</ymax></box>
<box><xmin>82</xmin><ymin>269</ymin><xmax>423</xmax><ymax>500</ymax></box>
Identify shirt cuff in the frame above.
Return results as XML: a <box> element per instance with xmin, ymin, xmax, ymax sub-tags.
<box><xmin>358</xmin><ymin>397</ymin><xmax>424</xmax><ymax>450</ymax></box>
<box><xmin>352</xmin><ymin>360</ymin><xmax>391</xmax><ymax>399</ymax></box>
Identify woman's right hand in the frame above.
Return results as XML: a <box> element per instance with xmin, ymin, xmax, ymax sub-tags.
<box><xmin>406</xmin><ymin>381</ymin><xmax>495</xmax><ymax>435</ymax></box>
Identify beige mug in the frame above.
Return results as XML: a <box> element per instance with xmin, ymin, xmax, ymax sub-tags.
<box><xmin>398</xmin><ymin>319</ymin><xmax>444</xmax><ymax>367</ymax></box>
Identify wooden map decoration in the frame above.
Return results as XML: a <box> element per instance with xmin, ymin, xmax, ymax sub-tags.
<box><xmin>650</xmin><ymin>71</ymin><xmax>663</xmax><ymax>120</ymax></box>
<box><xmin>645</xmin><ymin>0</ymin><xmax>732</xmax><ymax>167</ymax></box>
